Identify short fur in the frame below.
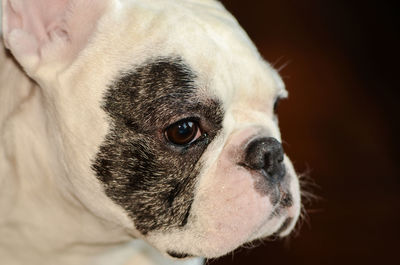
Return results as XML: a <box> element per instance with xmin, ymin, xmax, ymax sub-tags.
<box><xmin>93</xmin><ymin>56</ymin><xmax>224</xmax><ymax>235</ymax></box>
<box><xmin>0</xmin><ymin>1</ymin><xmax>301</xmax><ymax>264</ymax></box>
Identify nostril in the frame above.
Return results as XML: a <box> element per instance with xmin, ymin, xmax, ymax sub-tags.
<box><xmin>264</xmin><ymin>153</ymin><xmax>274</xmax><ymax>175</ymax></box>
<box><xmin>243</xmin><ymin>137</ymin><xmax>286</xmax><ymax>182</ymax></box>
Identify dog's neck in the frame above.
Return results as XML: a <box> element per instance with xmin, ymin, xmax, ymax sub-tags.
<box><xmin>0</xmin><ymin>43</ymin><xmax>111</xmax><ymax>263</ymax></box>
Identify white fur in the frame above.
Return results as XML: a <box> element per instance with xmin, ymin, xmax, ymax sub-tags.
<box><xmin>0</xmin><ymin>1</ymin><xmax>301</xmax><ymax>264</ymax></box>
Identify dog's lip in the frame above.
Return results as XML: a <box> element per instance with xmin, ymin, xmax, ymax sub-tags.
<box><xmin>167</xmin><ymin>251</ymin><xmax>193</xmax><ymax>259</ymax></box>
<box><xmin>271</xmin><ymin>217</ymin><xmax>294</xmax><ymax>238</ymax></box>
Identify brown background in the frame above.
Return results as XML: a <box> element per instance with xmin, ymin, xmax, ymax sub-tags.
<box><xmin>210</xmin><ymin>1</ymin><xmax>399</xmax><ymax>265</ymax></box>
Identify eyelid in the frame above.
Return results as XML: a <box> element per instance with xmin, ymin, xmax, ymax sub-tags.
<box><xmin>275</xmin><ymin>88</ymin><xmax>288</xmax><ymax>102</ymax></box>
<box><xmin>164</xmin><ymin>116</ymin><xmax>201</xmax><ymax>131</ymax></box>
<box><xmin>277</xmin><ymin>91</ymin><xmax>288</xmax><ymax>99</ymax></box>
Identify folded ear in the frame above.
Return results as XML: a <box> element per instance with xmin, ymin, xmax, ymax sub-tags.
<box><xmin>2</xmin><ymin>0</ymin><xmax>108</xmax><ymax>72</ymax></box>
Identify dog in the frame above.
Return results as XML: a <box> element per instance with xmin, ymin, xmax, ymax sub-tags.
<box><xmin>0</xmin><ymin>0</ymin><xmax>301</xmax><ymax>264</ymax></box>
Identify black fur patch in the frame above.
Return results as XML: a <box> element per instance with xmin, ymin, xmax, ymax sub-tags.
<box><xmin>92</xmin><ymin>57</ymin><xmax>223</xmax><ymax>234</ymax></box>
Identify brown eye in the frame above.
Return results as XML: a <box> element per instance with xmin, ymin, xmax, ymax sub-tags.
<box><xmin>165</xmin><ymin>119</ymin><xmax>202</xmax><ymax>146</ymax></box>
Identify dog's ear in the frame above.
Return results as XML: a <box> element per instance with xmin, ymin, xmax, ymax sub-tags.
<box><xmin>2</xmin><ymin>0</ymin><xmax>108</xmax><ymax>73</ymax></box>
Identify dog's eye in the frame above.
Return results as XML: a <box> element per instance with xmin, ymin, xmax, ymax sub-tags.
<box><xmin>273</xmin><ymin>97</ymin><xmax>281</xmax><ymax>113</ymax></box>
<box><xmin>165</xmin><ymin>119</ymin><xmax>202</xmax><ymax>146</ymax></box>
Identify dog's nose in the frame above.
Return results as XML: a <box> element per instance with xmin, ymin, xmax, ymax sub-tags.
<box><xmin>243</xmin><ymin>137</ymin><xmax>286</xmax><ymax>183</ymax></box>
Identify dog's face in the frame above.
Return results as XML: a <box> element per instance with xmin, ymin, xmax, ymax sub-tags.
<box><xmin>2</xmin><ymin>0</ymin><xmax>300</xmax><ymax>259</ymax></box>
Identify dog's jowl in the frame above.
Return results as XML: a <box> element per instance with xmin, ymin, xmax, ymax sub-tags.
<box><xmin>0</xmin><ymin>1</ymin><xmax>301</xmax><ymax>265</ymax></box>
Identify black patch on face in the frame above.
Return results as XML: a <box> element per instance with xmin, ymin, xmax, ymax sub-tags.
<box><xmin>92</xmin><ymin>57</ymin><xmax>224</xmax><ymax>234</ymax></box>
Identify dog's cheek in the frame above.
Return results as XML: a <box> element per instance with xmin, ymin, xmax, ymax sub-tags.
<box><xmin>186</xmin><ymin>127</ymin><xmax>298</xmax><ymax>257</ymax></box>
<box><xmin>186</xmin><ymin>129</ymin><xmax>278</xmax><ymax>256</ymax></box>
<box><xmin>192</xmin><ymin>159</ymin><xmax>274</xmax><ymax>255</ymax></box>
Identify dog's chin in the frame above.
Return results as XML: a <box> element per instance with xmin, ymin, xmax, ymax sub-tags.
<box><xmin>142</xmin><ymin>190</ymin><xmax>300</xmax><ymax>259</ymax></box>
<box><xmin>143</xmin><ymin>211</ymin><xmax>296</xmax><ymax>259</ymax></box>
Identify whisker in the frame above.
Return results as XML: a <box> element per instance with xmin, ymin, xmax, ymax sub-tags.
<box><xmin>276</xmin><ymin>59</ymin><xmax>292</xmax><ymax>72</ymax></box>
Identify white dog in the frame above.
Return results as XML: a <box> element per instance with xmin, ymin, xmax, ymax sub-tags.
<box><xmin>0</xmin><ymin>1</ymin><xmax>301</xmax><ymax>264</ymax></box>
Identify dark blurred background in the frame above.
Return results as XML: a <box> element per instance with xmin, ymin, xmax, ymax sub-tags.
<box><xmin>211</xmin><ymin>1</ymin><xmax>399</xmax><ymax>265</ymax></box>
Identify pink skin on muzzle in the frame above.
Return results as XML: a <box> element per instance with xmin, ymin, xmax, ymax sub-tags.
<box><xmin>192</xmin><ymin>128</ymin><xmax>289</xmax><ymax>257</ymax></box>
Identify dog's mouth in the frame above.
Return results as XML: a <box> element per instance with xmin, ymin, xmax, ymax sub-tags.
<box><xmin>273</xmin><ymin>217</ymin><xmax>294</xmax><ymax>237</ymax></box>
<box><xmin>166</xmin><ymin>215</ymin><xmax>295</xmax><ymax>260</ymax></box>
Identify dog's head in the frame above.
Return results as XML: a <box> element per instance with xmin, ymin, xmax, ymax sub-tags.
<box><xmin>2</xmin><ymin>0</ymin><xmax>301</xmax><ymax>258</ymax></box>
